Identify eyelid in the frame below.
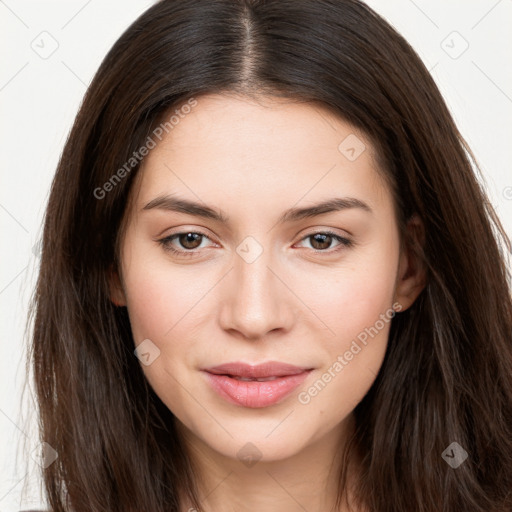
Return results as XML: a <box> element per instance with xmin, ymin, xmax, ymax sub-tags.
<box><xmin>293</xmin><ymin>229</ymin><xmax>353</xmax><ymax>251</ymax></box>
<box><xmin>155</xmin><ymin>224</ymin><xmax>216</xmax><ymax>240</ymax></box>
<box><xmin>156</xmin><ymin>228</ymin><xmax>218</xmax><ymax>258</ymax></box>
<box><xmin>158</xmin><ymin>228</ymin><xmax>217</xmax><ymax>247</ymax></box>
<box><xmin>297</xmin><ymin>226</ymin><xmax>352</xmax><ymax>240</ymax></box>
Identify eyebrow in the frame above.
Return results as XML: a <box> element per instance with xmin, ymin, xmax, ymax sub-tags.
<box><xmin>142</xmin><ymin>195</ymin><xmax>372</xmax><ymax>224</ymax></box>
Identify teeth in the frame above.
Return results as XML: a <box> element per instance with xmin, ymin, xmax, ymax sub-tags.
<box><xmin>232</xmin><ymin>376</ymin><xmax>279</xmax><ymax>382</ymax></box>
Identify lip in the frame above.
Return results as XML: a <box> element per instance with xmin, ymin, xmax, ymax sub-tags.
<box><xmin>202</xmin><ymin>361</ymin><xmax>313</xmax><ymax>408</ymax></box>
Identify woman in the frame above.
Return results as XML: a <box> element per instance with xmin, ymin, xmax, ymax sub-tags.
<box><xmin>26</xmin><ymin>0</ymin><xmax>512</xmax><ymax>511</ymax></box>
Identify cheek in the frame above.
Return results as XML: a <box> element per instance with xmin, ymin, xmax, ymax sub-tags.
<box><xmin>124</xmin><ymin>273</ymin><xmax>177</xmax><ymax>343</ymax></box>
<box><xmin>121</xmin><ymin>253</ymin><xmax>208</xmax><ymax>414</ymax></box>
<box><xmin>296</xmin><ymin>281</ymin><xmax>395</xmax><ymax>422</ymax></box>
<box><xmin>301</xmin><ymin>247</ymin><xmax>399</xmax><ymax>346</ymax></box>
<box><xmin>121</xmin><ymin>238</ymin><xmax>206</xmax><ymax>343</ymax></box>
<box><xmin>296</xmin><ymin>239</ymin><xmax>399</xmax><ymax>406</ymax></box>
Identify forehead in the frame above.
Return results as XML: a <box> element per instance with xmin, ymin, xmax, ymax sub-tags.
<box><xmin>129</xmin><ymin>93</ymin><xmax>390</xmax><ymax>219</ymax></box>
<box><xmin>160</xmin><ymin>93</ymin><xmax>372</xmax><ymax>159</ymax></box>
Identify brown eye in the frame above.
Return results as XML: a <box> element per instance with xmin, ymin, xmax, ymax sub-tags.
<box><xmin>297</xmin><ymin>231</ymin><xmax>353</xmax><ymax>253</ymax></box>
<box><xmin>158</xmin><ymin>231</ymin><xmax>213</xmax><ymax>257</ymax></box>
<box><xmin>309</xmin><ymin>233</ymin><xmax>333</xmax><ymax>250</ymax></box>
<box><xmin>177</xmin><ymin>232</ymin><xmax>203</xmax><ymax>249</ymax></box>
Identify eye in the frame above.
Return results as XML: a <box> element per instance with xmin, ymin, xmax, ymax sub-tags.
<box><xmin>158</xmin><ymin>229</ymin><xmax>353</xmax><ymax>258</ymax></box>
<box><xmin>158</xmin><ymin>231</ymin><xmax>215</xmax><ymax>257</ymax></box>
<box><xmin>295</xmin><ymin>230</ymin><xmax>353</xmax><ymax>253</ymax></box>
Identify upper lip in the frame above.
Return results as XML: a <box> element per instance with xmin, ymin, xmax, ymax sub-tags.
<box><xmin>203</xmin><ymin>361</ymin><xmax>311</xmax><ymax>378</ymax></box>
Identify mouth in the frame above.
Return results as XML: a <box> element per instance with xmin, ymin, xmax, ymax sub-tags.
<box><xmin>202</xmin><ymin>361</ymin><xmax>313</xmax><ymax>408</ymax></box>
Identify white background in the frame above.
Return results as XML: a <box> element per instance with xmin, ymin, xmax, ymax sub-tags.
<box><xmin>1</xmin><ymin>1</ymin><xmax>511</xmax><ymax>510</ymax></box>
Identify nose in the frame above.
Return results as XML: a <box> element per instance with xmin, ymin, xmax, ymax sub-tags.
<box><xmin>218</xmin><ymin>245</ymin><xmax>295</xmax><ymax>341</ymax></box>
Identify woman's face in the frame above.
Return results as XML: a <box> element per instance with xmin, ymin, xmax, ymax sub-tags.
<box><xmin>113</xmin><ymin>93</ymin><xmax>421</xmax><ymax>464</ymax></box>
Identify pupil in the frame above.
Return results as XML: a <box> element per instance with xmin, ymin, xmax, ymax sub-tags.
<box><xmin>312</xmin><ymin>233</ymin><xmax>331</xmax><ymax>250</ymax></box>
<box><xmin>181</xmin><ymin>233</ymin><xmax>201</xmax><ymax>249</ymax></box>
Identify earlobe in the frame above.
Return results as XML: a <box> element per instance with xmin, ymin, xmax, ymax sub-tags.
<box><xmin>108</xmin><ymin>265</ymin><xmax>127</xmax><ymax>307</ymax></box>
<box><xmin>394</xmin><ymin>214</ymin><xmax>427</xmax><ymax>311</ymax></box>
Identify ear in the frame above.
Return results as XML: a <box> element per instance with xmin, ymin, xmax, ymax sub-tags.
<box><xmin>108</xmin><ymin>264</ymin><xmax>127</xmax><ymax>307</ymax></box>
<box><xmin>393</xmin><ymin>214</ymin><xmax>427</xmax><ymax>312</ymax></box>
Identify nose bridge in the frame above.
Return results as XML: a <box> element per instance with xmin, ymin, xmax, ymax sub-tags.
<box><xmin>219</xmin><ymin>235</ymin><xmax>292</xmax><ymax>338</ymax></box>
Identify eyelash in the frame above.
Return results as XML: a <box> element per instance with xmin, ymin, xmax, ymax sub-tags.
<box><xmin>158</xmin><ymin>230</ymin><xmax>353</xmax><ymax>258</ymax></box>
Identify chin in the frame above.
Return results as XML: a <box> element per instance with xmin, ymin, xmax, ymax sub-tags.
<box><xmin>177</xmin><ymin>411</ymin><xmax>330</xmax><ymax>466</ymax></box>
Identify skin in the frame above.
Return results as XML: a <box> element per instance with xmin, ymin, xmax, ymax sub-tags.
<box><xmin>110</xmin><ymin>93</ymin><xmax>426</xmax><ymax>512</ymax></box>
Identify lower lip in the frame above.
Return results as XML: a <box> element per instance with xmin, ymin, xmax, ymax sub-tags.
<box><xmin>203</xmin><ymin>371</ymin><xmax>311</xmax><ymax>408</ymax></box>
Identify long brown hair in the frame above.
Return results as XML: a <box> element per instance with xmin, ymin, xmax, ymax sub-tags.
<box><xmin>26</xmin><ymin>0</ymin><xmax>512</xmax><ymax>511</ymax></box>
